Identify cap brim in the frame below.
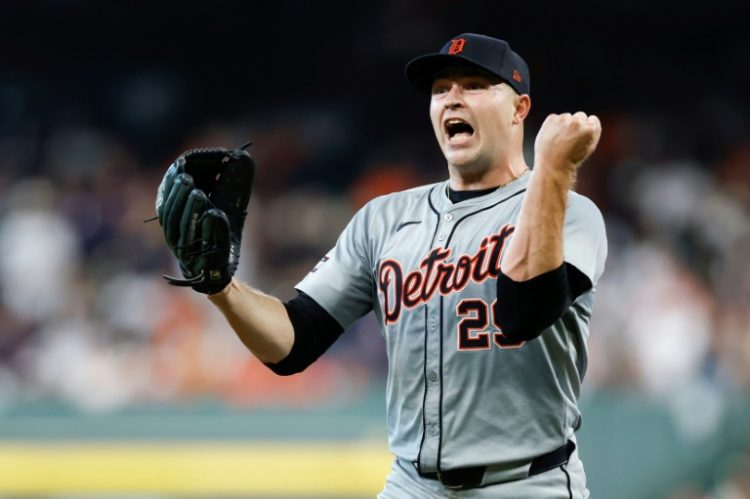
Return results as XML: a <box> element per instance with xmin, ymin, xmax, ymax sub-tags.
<box><xmin>404</xmin><ymin>53</ymin><xmax>497</xmax><ymax>93</ymax></box>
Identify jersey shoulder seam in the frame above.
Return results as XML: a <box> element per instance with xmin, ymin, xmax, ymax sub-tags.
<box><xmin>363</xmin><ymin>181</ymin><xmax>443</xmax><ymax>209</ymax></box>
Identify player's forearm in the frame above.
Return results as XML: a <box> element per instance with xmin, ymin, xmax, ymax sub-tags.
<box><xmin>500</xmin><ymin>165</ymin><xmax>574</xmax><ymax>281</ymax></box>
<box><xmin>207</xmin><ymin>278</ymin><xmax>295</xmax><ymax>363</ymax></box>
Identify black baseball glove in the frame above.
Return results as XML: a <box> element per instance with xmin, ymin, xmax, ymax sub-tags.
<box><xmin>155</xmin><ymin>145</ymin><xmax>255</xmax><ymax>294</ymax></box>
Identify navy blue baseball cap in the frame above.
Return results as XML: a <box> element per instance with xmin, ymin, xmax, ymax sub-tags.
<box><xmin>405</xmin><ymin>33</ymin><xmax>530</xmax><ymax>95</ymax></box>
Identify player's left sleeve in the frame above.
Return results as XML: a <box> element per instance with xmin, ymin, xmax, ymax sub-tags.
<box><xmin>495</xmin><ymin>193</ymin><xmax>607</xmax><ymax>341</ymax></box>
<box><xmin>562</xmin><ymin>193</ymin><xmax>608</xmax><ymax>287</ymax></box>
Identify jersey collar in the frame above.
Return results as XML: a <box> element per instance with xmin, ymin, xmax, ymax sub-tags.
<box><xmin>431</xmin><ymin>170</ymin><xmax>531</xmax><ymax>213</ymax></box>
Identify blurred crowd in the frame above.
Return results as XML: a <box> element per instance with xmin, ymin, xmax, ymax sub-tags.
<box><xmin>584</xmin><ymin>115</ymin><xmax>750</xmax><ymax>398</ymax></box>
<box><xmin>0</xmin><ymin>118</ymin><xmax>390</xmax><ymax>412</ymax></box>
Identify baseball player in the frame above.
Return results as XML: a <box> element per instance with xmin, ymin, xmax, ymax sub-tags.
<box><xmin>156</xmin><ymin>33</ymin><xmax>606</xmax><ymax>498</ymax></box>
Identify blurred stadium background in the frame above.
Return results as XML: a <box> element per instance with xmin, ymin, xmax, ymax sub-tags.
<box><xmin>1</xmin><ymin>1</ymin><xmax>749</xmax><ymax>497</ymax></box>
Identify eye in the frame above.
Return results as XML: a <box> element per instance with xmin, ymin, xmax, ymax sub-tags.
<box><xmin>465</xmin><ymin>80</ymin><xmax>486</xmax><ymax>91</ymax></box>
<box><xmin>431</xmin><ymin>82</ymin><xmax>450</xmax><ymax>95</ymax></box>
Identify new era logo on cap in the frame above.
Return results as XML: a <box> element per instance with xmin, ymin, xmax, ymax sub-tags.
<box><xmin>404</xmin><ymin>33</ymin><xmax>531</xmax><ymax>96</ymax></box>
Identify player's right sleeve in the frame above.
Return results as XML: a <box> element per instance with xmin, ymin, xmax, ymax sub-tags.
<box><xmin>265</xmin><ymin>291</ymin><xmax>345</xmax><ymax>376</ymax></box>
<box><xmin>295</xmin><ymin>204</ymin><xmax>376</xmax><ymax>329</ymax></box>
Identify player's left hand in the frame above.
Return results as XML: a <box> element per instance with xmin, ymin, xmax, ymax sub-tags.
<box><xmin>533</xmin><ymin>112</ymin><xmax>601</xmax><ymax>174</ymax></box>
<box><xmin>155</xmin><ymin>146</ymin><xmax>255</xmax><ymax>294</ymax></box>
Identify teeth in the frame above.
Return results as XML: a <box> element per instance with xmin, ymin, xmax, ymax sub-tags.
<box><xmin>445</xmin><ymin>118</ymin><xmax>473</xmax><ymax>139</ymax></box>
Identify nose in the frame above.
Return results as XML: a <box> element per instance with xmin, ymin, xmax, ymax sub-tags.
<box><xmin>444</xmin><ymin>83</ymin><xmax>463</xmax><ymax>110</ymax></box>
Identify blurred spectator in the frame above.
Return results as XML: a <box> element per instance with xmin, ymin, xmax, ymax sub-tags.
<box><xmin>0</xmin><ymin>178</ymin><xmax>81</xmax><ymax>321</ymax></box>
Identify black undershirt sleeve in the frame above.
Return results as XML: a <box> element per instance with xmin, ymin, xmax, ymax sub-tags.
<box><xmin>495</xmin><ymin>263</ymin><xmax>592</xmax><ymax>342</ymax></box>
<box><xmin>265</xmin><ymin>291</ymin><xmax>345</xmax><ymax>376</ymax></box>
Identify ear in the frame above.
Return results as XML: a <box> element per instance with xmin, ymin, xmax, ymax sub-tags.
<box><xmin>512</xmin><ymin>94</ymin><xmax>531</xmax><ymax>124</ymax></box>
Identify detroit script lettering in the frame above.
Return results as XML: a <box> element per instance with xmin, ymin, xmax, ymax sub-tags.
<box><xmin>378</xmin><ymin>225</ymin><xmax>515</xmax><ymax>324</ymax></box>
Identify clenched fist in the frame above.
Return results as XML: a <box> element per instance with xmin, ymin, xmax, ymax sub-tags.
<box><xmin>534</xmin><ymin>112</ymin><xmax>601</xmax><ymax>174</ymax></box>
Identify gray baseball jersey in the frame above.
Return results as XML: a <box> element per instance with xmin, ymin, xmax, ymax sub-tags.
<box><xmin>296</xmin><ymin>172</ymin><xmax>607</xmax><ymax>473</ymax></box>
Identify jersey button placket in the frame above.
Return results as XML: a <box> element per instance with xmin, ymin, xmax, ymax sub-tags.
<box><xmin>420</xmin><ymin>212</ymin><xmax>453</xmax><ymax>472</ymax></box>
<box><xmin>421</xmin><ymin>305</ymin><xmax>442</xmax><ymax>471</ymax></box>
<box><xmin>437</xmin><ymin>212</ymin><xmax>454</xmax><ymax>242</ymax></box>
<box><xmin>421</xmin><ymin>297</ymin><xmax>442</xmax><ymax>471</ymax></box>
<box><xmin>428</xmin><ymin>423</ymin><xmax>439</xmax><ymax>437</ymax></box>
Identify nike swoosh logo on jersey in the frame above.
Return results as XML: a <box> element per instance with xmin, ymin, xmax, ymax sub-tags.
<box><xmin>396</xmin><ymin>220</ymin><xmax>422</xmax><ymax>232</ymax></box>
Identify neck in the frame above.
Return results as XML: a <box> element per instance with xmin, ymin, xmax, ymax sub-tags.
<box><xmin>448</xmin><ymin>159</ymin><xmax>528</xmax><ymax>190</ymax></box>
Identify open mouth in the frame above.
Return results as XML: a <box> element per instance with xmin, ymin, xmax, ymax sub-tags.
<box><xmin>444</xmin><ymin>118</ymin><xmax>475</xmax><ymax>140</ymax></box>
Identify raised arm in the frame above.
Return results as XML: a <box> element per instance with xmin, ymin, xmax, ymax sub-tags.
<box><xmin>496</xmin><ymin>112</ymin><xmax>601</xmax><ymax>340</ymax></box>
<box><xmin>501</xmin><ymin>112</ymin><xmax>601</xmax><ymax>280</ymax></box>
